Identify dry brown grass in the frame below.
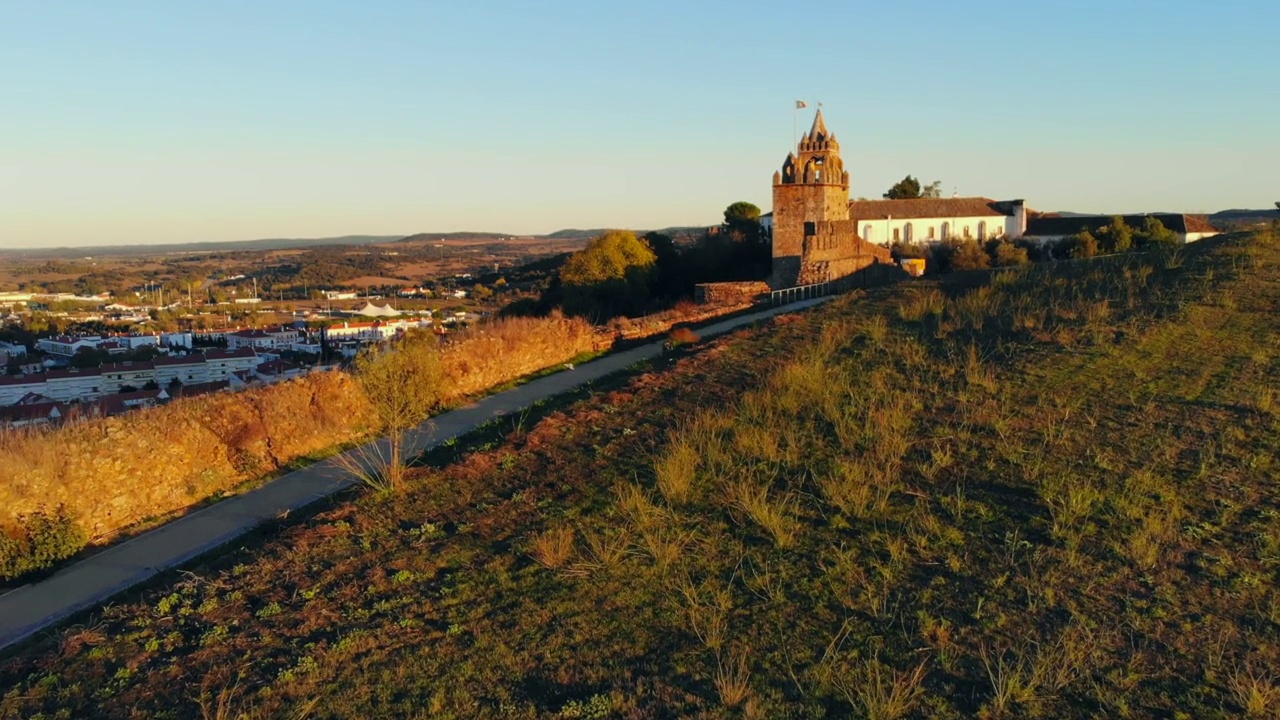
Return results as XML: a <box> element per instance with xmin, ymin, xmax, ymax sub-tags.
<box><xmin>0</xmin><ymin>371</ymin><xmax>373</xmax><ymax>545</ymax></box>
<box><xmin>528</xmin><ymin>526</ymin><xmax>575</xmax><ymax>569</ymax></box>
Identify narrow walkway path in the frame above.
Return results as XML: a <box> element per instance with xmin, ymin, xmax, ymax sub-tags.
<box><xmin>0</xmin><ymin>296</ymin><xmax>834</xmax><ymax>652</ymax></box>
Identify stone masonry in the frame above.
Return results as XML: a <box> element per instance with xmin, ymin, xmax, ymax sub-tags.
<box><xmin>770</xmin><ymin>110</ymin><xmax>891</xmax><ymax>288</ymax></box>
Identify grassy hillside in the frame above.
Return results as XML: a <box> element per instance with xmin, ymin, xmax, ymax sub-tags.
<box><xmin>3</xmin><ymin>233</ymin><xmax>1280</xmax><ymax>718</ymax></box>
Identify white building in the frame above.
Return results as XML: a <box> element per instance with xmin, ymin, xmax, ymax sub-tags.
<box><xmin>849</xmin><ymin>198</ymin><xmax>1029</xmax><ymax>245</ymax></box>
<box><xmin>43</xmin><ymin>368</ymin><xmax>105</xmax><ymax>402</ymax></box>
<box><xmin>323</xmin><ymin>290</ymin><xmax>359</xmax><ymax>300</ymax></box>
<box><xmin>227</xmin><ymin>327</ymin><xmax>300</xmax><ymax>351</ymax></box>
<box><xmin>100</xmin><ymin>361</ymin><xmax>157</xmax><ymax>393</ymax></box>
<box><xmin>203</xmin><ymin>348</ymin><xmax>260</xmax><ymax>380</ymax></box>
<box><xmin>0</xmin><ymin>341</ymin><xmax>27</xmax><ymax>356</ymax></box>
<box><xmin>153</xmin><ymin>354</ymin><xmax>211</xmax><ymax>387</ymax></box>
<box><xmin>321</xmin><ymin>318</ymin><xmax>432</xmax><ymax>343</ymax></box>
<box><xmin>0</xmin><ymin>375</ymin><xmax>48</xmax><ymax>406</ymax></box>
<box><xmin>35</xmin><ymin>335</ymin><xmax>103</xmax><ymax>357</ymax></box>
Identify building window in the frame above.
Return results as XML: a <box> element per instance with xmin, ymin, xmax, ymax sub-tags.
<box><xmin>978</xmin><ymin>221</ymin><xmax>988</xmax><ymax>240</ymax></box>
<box><xmin>941</xmin><ymin>222</ymin><xmax>950</xmax><ymax>240</ymax></box>
<box><xmin>927</xmin><ymin>226</ymin><xmax>935</xmax><ymax>239</ymax></box>
<box><xmin>904</xmin><ymin>223</ymin><xmax>914</xmax><ymax>243</ymax></box>
<box><xmin>863</xmin><ymin>225</ymin><xmax>873</xmax><ymax>242</ymax></box>
<box><xmin>963</xmin><ymin>226</ymin><xmax>972</xmax><ymax>239</ymax></box>
<box><xmin>892</xmin><ymin>227</ymin><xmax>901</xmax><ymax>242</ymax></box>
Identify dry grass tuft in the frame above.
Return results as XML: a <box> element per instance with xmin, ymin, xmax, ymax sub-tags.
<box><xmin>529</xmin><ymin>526</ymin><xmax>575</xmax><ymax>569</ymax></box>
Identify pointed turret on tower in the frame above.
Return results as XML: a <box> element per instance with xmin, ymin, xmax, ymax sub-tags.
<box><xmin>770</xmin><ymin>109</ymin><xmax>855</xmax><ymax>286</ymax></box>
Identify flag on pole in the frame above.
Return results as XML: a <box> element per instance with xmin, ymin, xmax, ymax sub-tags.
<box><xmin>795</xmin><ymin>100</ymin><xmax>808</xmax><ymax>109</ymax></box>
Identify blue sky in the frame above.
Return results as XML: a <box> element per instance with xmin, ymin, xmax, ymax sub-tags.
<box><xmin>1</xmin><ymin>0</ymin><xmax>1276</xmax><ymax>247</ymax></box>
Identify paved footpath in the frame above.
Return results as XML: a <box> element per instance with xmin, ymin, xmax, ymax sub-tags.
<box><xmin>0</xmin><ymin>297</ymin><xmax>833</xmax><ymax>652</ymax></box>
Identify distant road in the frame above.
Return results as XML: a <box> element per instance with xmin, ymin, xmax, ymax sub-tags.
<box><xmin>0</xmin><ymin>294</ymin><xmax>836</xmax><ymax>652</ymax></box>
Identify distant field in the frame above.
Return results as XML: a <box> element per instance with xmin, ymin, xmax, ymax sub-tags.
<box><xmin>3</xmin><ymin>232</ymin><xmax>1279</xmax><ymax>718</ymax></box>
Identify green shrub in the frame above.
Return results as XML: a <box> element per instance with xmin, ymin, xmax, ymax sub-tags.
<box><xmin>0</xmin><ymin>507</ymin><xmax>88</xmax><ymax>581</ymax></box>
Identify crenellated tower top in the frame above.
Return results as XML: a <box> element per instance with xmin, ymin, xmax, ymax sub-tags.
<box><xmin>775</xmin><ymin>109</ymin><xmax>849</xmax><ymax>189</ymax></box>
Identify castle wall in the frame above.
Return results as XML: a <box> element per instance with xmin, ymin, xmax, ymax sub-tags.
<box><xmin>771</xmin><ymin>183</ymin><xmax>849</xmax><ymax>287</ymax></box>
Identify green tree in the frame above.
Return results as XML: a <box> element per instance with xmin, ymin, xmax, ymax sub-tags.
<box><xmin>950</xmin><ymin>240</ymin><xmax>991</xmax><ymax>271</ymax></box>
<box><xmin>1069</xmin><ymin>229</ymin><xmax>1099</xmax><ymax>259</ymax></box>
<box><xmin>986</xmin><ymin>239</ymin><xmax>1030</xmax><ymax>267</ymax></box>
<box><xmin>884</xmin><ymin>176</ymin><xmax>922</xmax><ymax>200</ymax></box>
<box><xmin>921</xmin><ymin>180</ymin><xmax>943</xmax><ymax>199</ymax></box>
<box><xmin>1100</xmin><ymin>216</ymin><xmax>1133</xmax><ymax>253</ymax></box>
<box><xmin>723</xmin><ymin>201</ymin><xmax>762</xmax><ymax>225</ymax></box>
<box><xmin>1138</xmin><ymin>217</ymin><xmax>1179</xmax><ymax>248</ymax></box>
<box><xmin>342</xmin><ymin>331</ymin><xmax>445</xmax><ymax>492</ymax></box>
<box><xmin>559</xmin><ymin>230</ymin><xmax>657</xmax><ymax>317</ymax></box>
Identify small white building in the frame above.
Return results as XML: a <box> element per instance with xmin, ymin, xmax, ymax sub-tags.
<box><xmin>0</xmin><ymin>341</ymin><xmax>27</xmax><ymax>357</ymax></box>
<box><xmin>323</xmin><ymin>290</ymin><xmax>359</xmax><ymax>300</ymax></box>
<box><xmin>35</xmin><ymin>335</ymin><xmax>103</xmax><ymax>357</ymax></box>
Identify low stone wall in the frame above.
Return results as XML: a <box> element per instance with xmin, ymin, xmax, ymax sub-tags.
<box><xmin>694</xmin><ymin>281</ymin><xmax>772</xmax><ymax>305</ymax></box>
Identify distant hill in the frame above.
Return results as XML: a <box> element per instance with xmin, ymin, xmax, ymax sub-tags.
<box><xmin>397</xmin><ymin>231</ymin><xmax>515</xmax><ymax>243</ymax></box>
<box><xmin>2</xmin><ymin>224</ymin><xmax>717</xmax><ymax>258</ymax></box>
<box><xmin>546</xmin><ymin>226</ymin><xmax>711</xmax><ymax>240</ymax></box>
<box><xmin>1211</xmin><ymin>208</ymin><xmax>1279</xmax><ymax>223</ymax></box>
<box><xmin>1</xmin><ymin>235</ymin><xmax>406</xmax><ymax>258</ymax></box>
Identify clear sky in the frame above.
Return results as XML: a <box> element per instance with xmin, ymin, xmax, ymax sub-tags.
<box><xmin>1</xmin><ymin>0</ymin><xmax>1276</xmax><ymax>248</ymax></box>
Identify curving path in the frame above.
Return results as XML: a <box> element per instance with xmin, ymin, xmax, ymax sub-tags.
<box><xmin>0</xmin><ymin>296</ymin><xmax>835</xmax><ymax>652</ymax></box>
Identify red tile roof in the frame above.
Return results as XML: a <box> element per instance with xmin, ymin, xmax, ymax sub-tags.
<box><xmin>0</xmin><ymin>374</ymin><xmax>46</xmax><ymax>387</ymax></box>
<box><xmin>100</xmin><ymin>361</ymin><xmax>155</xmax><ymax>373</ymax></box>
<box><xmin>170</xmin><ymin>379</ymin><xmax>230</xmax><ymax>398</ymax></box>
<box><xmin>0</xmin><ymin>402</ymin><xmax>65</xmax><ymax>424</ymax></box>
<box><xmin>849</xmin><ymin>197</ymin><xmax>1015</xmax><ymax>221</ymax></box>
<box><xmin>45</xmin><ymin>368</ymin><xmax>103</xmax><ymax>380</ymax></box>
<box><xmin>152</xmin><ymin>354</ymin><xmax>207</xmax><ymax>367</ymax></box>
<box><xmin>203</xmin><ymin>348</ymin><xmax>258</xmax><ymax>361</ymax></box>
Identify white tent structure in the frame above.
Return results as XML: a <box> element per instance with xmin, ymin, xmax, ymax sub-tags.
<box><xmin>349</xmin><ymin>302</ymin><xmax>401</xmax><ymax>318</ymax></box>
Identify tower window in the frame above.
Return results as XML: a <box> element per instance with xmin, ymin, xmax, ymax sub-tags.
<box><xmin>804</xmin><ymin>221</ymin><xmax>816</xmax><ymax>236</ymax></box>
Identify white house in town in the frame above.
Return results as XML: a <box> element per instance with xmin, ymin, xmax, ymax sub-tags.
<box><xmin>100</xmin><ymin>361</ymin><xmax>157</xmax><ymax>393</ymax></box>
<box><xmin>0</xmin><ymin>341</ymin><xmax>27</xmax><ymax>357</ymax></box>
<box><xmin>0</xmin><ymin>375</ymin><xmax>48</xmax><ymax>406</ymax></box>
<box><xmin>203</xmin><ymin>348</ymin><xmax>260</xmax><ymax>381</ymax></box>
<box><xmin>35</xmin><ymin>335</ymin><xmax>103</xmax><ymax>357</ymax></box>
<box><xmin>152</xmin><ymin>354</ymin><xmax>212</xmax><ymax>387</ymax></box>
<box><xmin>321</xmin><ymin>318</ymin><xmax>432</xmax><ymax>343</ymax></box>
<box><xmin>42</xmin><ymin>368</ymin><xmax>105</xmax><ymax>402</ymax></box>
<box><xmin>226</xmin><ymin>327</ymin><xmax>300</xmax><ymax>351</ymax></box>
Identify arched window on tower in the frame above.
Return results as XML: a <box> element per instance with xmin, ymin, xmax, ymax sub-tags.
<box><xmin>904</xmin><ymin>223</ymin><xmax>914</xmax><ymax>243</ymax></box>
<box><xmin>978</xmin><ymin>221</ymin><xmax>988</xmax><ymax>240</ymax></box>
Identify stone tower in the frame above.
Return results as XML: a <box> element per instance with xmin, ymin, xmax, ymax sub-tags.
<box><xmin>770</xmin><ymin>110</ymin><xmax>853</xmax><ymax>287</ymax></box>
